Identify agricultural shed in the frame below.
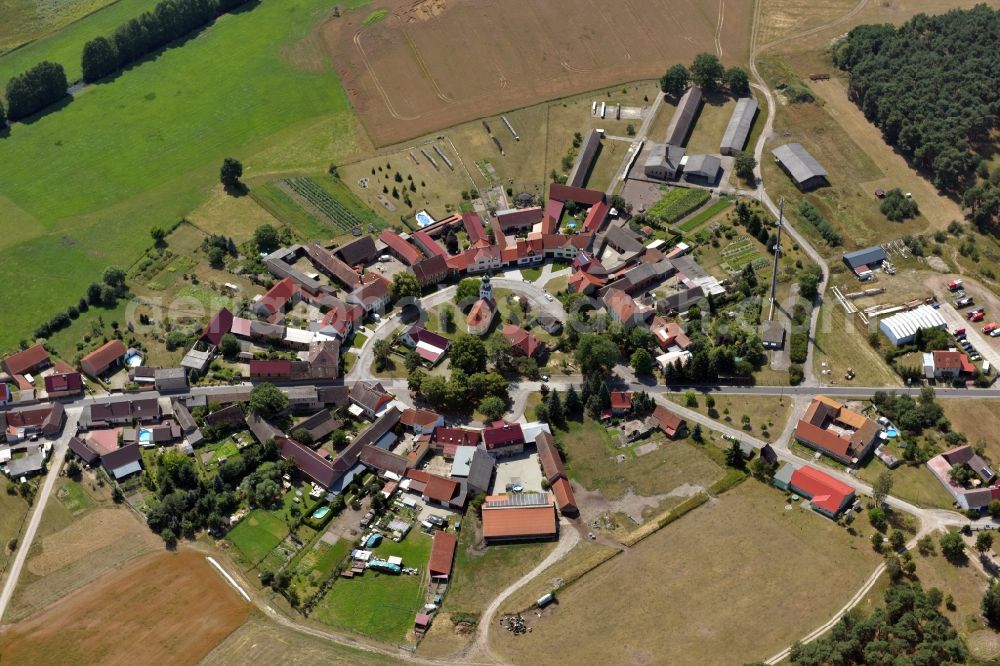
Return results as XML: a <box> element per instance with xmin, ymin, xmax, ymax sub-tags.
<box><xmin>878</xmin><ymin>305</ymin><xmax>947</xmax><ymax>346</ymax></box>
<box><xmin>665</xmin><ymin>86</ymin><xmax>703</xmax><ymax>146</ymax></box>
<box><xmin>682</xmin><ymin>155</ymin><xmax>721</xmax><ymax>184</ymax></box>
<box><xmin>720</xmin><ymin>97</ymin><xmax>758</xmax><ymax>155</ymax></box>
<box><xmin>771</xmin><ymin>143</ymin><xmax>828</xmax><ymax>190</ymax></box>
<box><xmin>568</xmin><ymin>129</ymin><xmax>602</xmax><ymax>188</ymax></box>
<box><xmin>842</xmin><ymin>246</ymin><xmax>886</xmax><ymax>272</ymax></box>
<box><xmin>428</xmin><ymin>531</ymin><xmax>457</xmax><ymax>581</ymax></box>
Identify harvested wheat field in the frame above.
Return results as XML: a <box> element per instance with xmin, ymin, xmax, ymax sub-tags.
<box><xmin>0</xmin><ymin>551</ymin><xmax>250</xmax><ymax>665</ymax></box>
<box><xmin>324</xmin><ymin>0</ymin><xmax>752</xmax><ymax>145</ymax></box>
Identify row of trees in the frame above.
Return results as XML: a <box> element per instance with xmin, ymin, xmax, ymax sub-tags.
<box><xmin>5</xmin><ymin>61</ymin><xmax>68</xmax><ymax>122</ymax></box>
<box><xmin>660</xmin><ymin>53</ymin><xmax>750</xmax><ymax>97</ymax></box>
<box><xmin>833</xmin><ymin>6</ymin><xmax>1000</xmax><ymax>195</ymax></box>
<box><xmin>82</xmin><ymin>0</ymin><xmax>249</xmax><ymax>83</ymax></box>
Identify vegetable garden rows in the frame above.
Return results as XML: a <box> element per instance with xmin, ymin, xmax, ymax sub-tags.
<box><xmin>283</xmin><ymin>177</ymin><xmax>363</xmax><ymax>232</ymax></box>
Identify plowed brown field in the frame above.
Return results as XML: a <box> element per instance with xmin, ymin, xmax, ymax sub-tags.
<box><xmin>324</xmin><ymin>0</ymin><xmax>752</xmax><ymax>145</ymax></box>
<box><xmin>0</xmin><ymin>551</ymin><xmax>250</xmax><ymax>665</ymax></box>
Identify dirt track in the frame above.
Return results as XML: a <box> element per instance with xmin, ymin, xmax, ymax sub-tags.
<box><xmin>323</xmin><ymin>0</ymin><xmax>752</xmax><ymax>146</ymax></box>
<box><xmin>0</xmin><ymin>551</ymin><xmax>250</xmax><ymax>665</ymax></box>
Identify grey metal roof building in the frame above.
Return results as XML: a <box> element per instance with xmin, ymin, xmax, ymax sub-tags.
<box><xmin>842</xmin><ymin>246</ymin><xmax>887</xmax><ymax>270</ymax></box>
<box><xmin>643</xmin><ymin>143</ymin><xmax>686</xmax><ymax>180</ymax></box>
<box><xmin>772</xmin><ymin>143</ymin><xmax>828</xmax><ymax>190</ymax></box>
<box><xmin>682</xmin><ymin>155</ymin><xmax>721</xmax><ymax>184</ymax></box>
<box><xmin>567</xmin><ymin>129</ymin><xmax>601</xmax><ymax>188</ymax></box>
<box><xmin>665</xmin><ymin>86</ymin><xmax>703</xmax><ymax>146</ymax></box>
<box><xmin>720</xmin><ymin>97</ymin><xmax>759</xmax><ymax>155</ymax></box>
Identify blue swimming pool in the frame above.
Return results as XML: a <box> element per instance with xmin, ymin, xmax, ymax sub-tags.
<box><xmin>886</xmin><ymin>428</ymin><xmax>899</xmax><ymax>438</ymax></box>
<box><xmin>138</xmin><ymin>428</ymin><xmax>153</xmax><ymax>444</ymax></box>
<box><xmin>312</xmin><ymin>506</ymin><xmax>330</xmax><ymax>520</ymax></box>
<box><xmin>415</xmin><ymin>210</ymin><xmax>434</xmax><ymax>227</ymax></box>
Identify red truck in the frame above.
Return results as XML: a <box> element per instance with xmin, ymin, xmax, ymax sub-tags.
<box><xmin>969</xmin><ymin>308</ymin><xmax>986</xmax><ymax>322</ymax></box>
<box><xmin>948</xmin><ymin>279</ymin><xmax>964</xmax><ymax>291</ymax></box>
<box><xmin>984</xmin><ymin>323</ymin><xmax>999</xmax><ymax>335</ymax></box>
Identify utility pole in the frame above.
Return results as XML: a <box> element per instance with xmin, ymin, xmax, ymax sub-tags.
<box><xmin>767</xmin><ymin>197</ymin><xmax>784</xmax><ymax>321</ymax></box>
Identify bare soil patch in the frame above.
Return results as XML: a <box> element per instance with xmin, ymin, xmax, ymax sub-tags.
<box><xmin>323</xmin><ymin>0</ymin><xmax>752</xmax><ymax>146</ymax></box>
<box><xmin>0</xmin><ymin>551</ymin><xmax>250</xmax><ymax>665</ymax></box>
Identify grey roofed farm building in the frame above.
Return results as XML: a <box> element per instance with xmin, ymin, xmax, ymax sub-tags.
<box><xmin>643</xmin><ymin>143</ymin><xmax>685</xmax><ymax>180</ymax></box>
<box><xmin>567</xmin><ymin>129</ymin><xmax>602</xmax><ymax>188</ymax></box>
<box><xmin>842</xmin><ymin>246</ymin><xmax>887</xmax><ymax>271</ymax></box>
<box><xmin>762</xmin><ymin>320</ymin><xmax>786</xmax><ymax>349</ymax></box>
<box><xmin>6</xmin><ymin>445</ymin><xmax>45</xmax><ymax>478</ymax></box>
<box><xmin>772</xmin><ymin>143</ymin><xmax>828</xmax><ymax>190</ymax></box>
<box><xmin>720</xmin><ymin>97</ymin><xmax>758</xmax><ymax>156</ymax></box>
<box><xmin>665</xmin><ymin>86</ymin><xmax>703</xmax><ymax>146</ymax></box>
<box><xmin>335</xmin><ymin>236</ymin><xmax>378</xmax><ymax>266</ymax></box>
<box><xmin>101</xmin><ymin>443</ymin><xmax>143</xmax><ymax>480</ymax></box>
<box><xmin>466</xmin><ymin>447</ymin><xmax>495</xmax><ymax>495</ymax></box>
<box><xmin>682</xmin><ymin>155</ymin><xmax>721</xmax><ymax>184</ymax></box>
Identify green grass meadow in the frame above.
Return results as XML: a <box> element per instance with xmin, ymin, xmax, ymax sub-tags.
<box><xmin>227</xmin><ymin>509</ymin><xmax>289</xmax><ymax>564</ymax></box>
<box><xmin>312</xmin><ymin>530</ymin><xmax>432</xmax><ymax>643</ymax></box>
<box><xmin>0</xmin><ymin>0</ymin><xmax>370</xmax><ymax>352</ymax></box>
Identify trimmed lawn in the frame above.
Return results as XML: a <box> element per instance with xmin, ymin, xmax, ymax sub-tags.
<box><xmin>553</xmin><ymin>417</ymin><xmax>723</xmax><ymax>500</ymax></box>
<box><xmin>227</xmin><ymin>510</ymin><xmax>288</xmax><ymax>565</ymax></box>
<box><xmin>0</xmin><ymin>0</ymin><xmax>370</xmax><ymax>351</ymax></box>
<box><xmin>519</xmin><ymin>266</ymin><xmax>543</xmax><ymax>282</ymax></box>
<box><xmin>492</xmin><ymin>481</ymin><xmax>882</xmax><ymax>665</ymax></box>
<box><xmin>311</xmin><ymin>530</ymin><xmax>432</xmax><ymax>643</ymax></box>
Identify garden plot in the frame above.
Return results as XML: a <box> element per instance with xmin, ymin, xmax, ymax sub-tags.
<box><xmin>721</xmin><ymin>236</ymin><xmax>767</xmax><ymax>274</ymax></box>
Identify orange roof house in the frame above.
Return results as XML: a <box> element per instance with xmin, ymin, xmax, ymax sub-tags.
<box><xmin>793</xmin><ymin>396</ymin><xmax>881</xmax><ymax>467</ymax></box>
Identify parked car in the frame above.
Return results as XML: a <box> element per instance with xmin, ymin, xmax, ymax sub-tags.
<box><xmin>991</xmin><ymin>328</ymin><xmax>1000</xmax><ymax>338</ymax></box>
<box><xmin>955</xmin><ymin>297</ymin><xmax>974</xmax><ymax>308</ymax></box>
<box><xmin>954</xmin><ymin>327</ymin><xmax>966</xmax><ymax>336</ymax></box>
<box><xmin>971</xmin><ymin>354</ymin><xmax>982</xmax><ymax>361</ymax></box>
<box><xmin>970</xmin><ymin>310</ymin><xmax>986</xmax><ymax>322</ymax></box>
<box><xmin>983</xmin><ymin>323</ymin><xmax>999</xmax><ymax>335</ymax></box>
<box><xmin>948</xmin><ymin>279</ymin><xmax>964</xmax><ymax>291</ymax></box>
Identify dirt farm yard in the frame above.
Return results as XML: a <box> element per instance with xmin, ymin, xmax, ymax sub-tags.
<box><xmin>323</xmin><ymin>0</ymin><xmax>752</xmax><ymax>145</ymax></box>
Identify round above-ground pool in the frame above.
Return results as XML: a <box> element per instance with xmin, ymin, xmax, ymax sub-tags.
<box><xmin>138</xmin><ymin>428</ymin><xmax>153</xmax><ymax>444</ymax></box>
<box><xmin>886</xmin><ymin>428</ymin><xmax>899</xmax><ymax>438</ymax></box>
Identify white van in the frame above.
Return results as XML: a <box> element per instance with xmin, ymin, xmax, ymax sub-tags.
<box><xmin>983</xmin><ymin>361</ymin><xmax>991</xmax><ymax>376</ymax></box>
